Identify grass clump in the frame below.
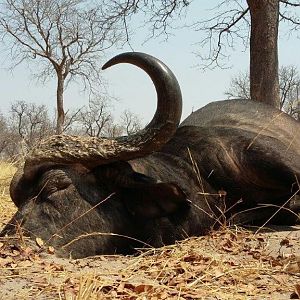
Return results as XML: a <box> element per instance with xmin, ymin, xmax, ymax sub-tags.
<box><xmin>0</xmin><ymin>159</ymin><xmax>299</xmax><ymax>299</ymax></box>
<box><xmin>0</xmin><ymin>160</ymin><xmax>17</xmax><ymax>227</ymax></box>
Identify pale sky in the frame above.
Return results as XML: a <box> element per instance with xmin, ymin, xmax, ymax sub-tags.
<box><xmin>0</xmin><ymin>1</ymin><xmax>299</xmax><ymax>124</ymax></box>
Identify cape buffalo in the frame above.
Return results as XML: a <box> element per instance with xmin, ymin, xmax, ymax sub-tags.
<box><xmin>1</xmin><ymin>52</ymin><xmax>300</xmax><ymax>258</ymax></box>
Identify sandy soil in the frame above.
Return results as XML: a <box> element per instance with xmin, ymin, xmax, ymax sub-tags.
<box><xmin>1</xmin><ymin>162</ymin><xmax>300</xmax><ymax>299</ymax></box>
<box><xmin>1</xmin><ymin>225</ymin><xmax>300</xmax><ymax>300</ymax></box>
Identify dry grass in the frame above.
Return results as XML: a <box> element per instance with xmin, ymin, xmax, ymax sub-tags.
<box><xmin>65</xmin><ymin>229</ymin><xmax>300</xmax><ymax>300</ymax></box>
<box><xmin>1</xmin><ymin>160</ymin><xmax>300</xmax><ymax>299</ymax></box>
<box><xmin>0</xmin><ymin>161</ymin><xmax>17</xmax><ymax>227</ymax></box>
<box><xmin>1</xmin><ymin>228</ymin><xmax>300</xmax><ymax>299</ymax></box>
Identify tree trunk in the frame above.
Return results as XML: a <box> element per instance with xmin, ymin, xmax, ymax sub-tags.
<box><xmin>247</xmin><ymin>0</ymin><xmax>280</xmax><ymax>108</ymax></box>
<box><xmin>56</xmin><ymin>73</ymin><xmax>65</xmax><ymax>134</ymax></box>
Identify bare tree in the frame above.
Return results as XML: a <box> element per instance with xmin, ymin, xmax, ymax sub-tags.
<box><xmin>10</xmin><ymin>100</ymin><xmax>27</xmax><ymax>140</ymax></box>
<box><xmin>77</xmin><ymin>97</ymin><xmax>113</xmax><ymax>137</ymax></box>
<box><xmin>120</xmin><ymin>109</ymin><xmax>142</xmax><ymax>135</ymax></box>
<box><xmin>225</xmin><ymin>65</ymin><xmax>300</xmax><ymax>120</ymax></box>
<box><xmin>61</xmin><ymin>107</ymin><xmax>82</xmax><ymax>134</ymax></box>
<box><xmin>0</xmin><ymin>113</ymin><xmax>9</xmax><ymax>157</ymax></box>
<box><xmin>225</xmin><ymin>71</ymin><xmax>250</xmax><ymax>100</ymax></box>
<box><xmin>280</xmin><ymin>65</ymin><xmax>300</xmax><ymax>119</ymax></box>
<box><xmin>0</xmin><ymin>99</ymin><xmax>143</xmax><ymax>158</ymax></box>
<box><xmin>104</xmin><ymin>121</ymin><xmax>123</xmax><ymax>138</ymax></box>
<box><xmin>114</xmin><ymin>0</ymin><xmax>299</xmax><ymax>108</ymax></box>
<box><xmin>0</xmin><ymin>101</ymin><xmax>54</xmax><ymax>158</ymax></box>
<box><xmin>0</xmin><ymin>0</ymin><xmax>127</xmax><ymax>134</ymax></box>
<box><xmin>197</xmin><ymin>0</ymin><xmax>299</xmax><ymax>107</ymax></box>
<box><xmin>9</xmin><ymin>100</ymin><xmax>53</xmax><ymax>151</ymax></box>
<box><xmin>102</xmin><ymin>0</ymin><xmax>190</xmax><ymax>38</ymax></box>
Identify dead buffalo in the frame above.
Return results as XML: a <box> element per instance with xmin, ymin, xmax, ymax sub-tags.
<box><xmin>1</xmin><ymin>52</ymin><xmax>300</xmax><ymax>258</ymax></box>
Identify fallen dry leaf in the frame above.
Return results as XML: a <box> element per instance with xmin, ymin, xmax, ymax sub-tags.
<box><xmin>284</xmin><ymin>256</ymin><xmax>300</xmax><ymax>273</ymax></box>
<box><xmin>48</xmin><ymin>246</ymin><xmax>55</xmax><ymax>254</ymax></box>
<box><xmin>35</xmin><ymin>237</ymin><xmax>44</xmax><ymax>248</ymax></box>
<box><xmin>134</xmin><ymin>284</ymin><xmax>154</xmax><ymax>294</ymax></box>
<box><xmin>18</xmin><ymin>259</ymin><xmax>33</xmax><ymax>268</ymax></box>
<box><xmin>291</xmin><ymin>283</ymin><xmax>300</xmax><ymax>299</ymax></box>
<box><xmin>0</xmin><ymin>256</ymin><xmax>13</xmax><ymax>267</ymax></box>
<box><xmin>280</xmin><ymin>238</ymin><xmax>290</xmax><ymax>247</ymax></box>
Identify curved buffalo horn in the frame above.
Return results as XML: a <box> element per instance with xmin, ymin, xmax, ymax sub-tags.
<box><xmin>24</xmin><ymin>52</ymin><xmax>182</xmax><ymax>177</ymax></box>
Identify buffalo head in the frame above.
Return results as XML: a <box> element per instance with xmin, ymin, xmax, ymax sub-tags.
<box><xmin>1</xmin><ymin>52</ymin><xmax>300</xmax><ymax>258</ymax></box>
<box><xmin>2</xmin><ymin>52</ymin><xmax>191</xmax><ymax>258</ymax></box>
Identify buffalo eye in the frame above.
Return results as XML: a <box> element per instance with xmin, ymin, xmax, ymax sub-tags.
<box><xmin>39</xmin><ymin>170</ymin><xmax>72</xmax><ymax>198</ymax></box>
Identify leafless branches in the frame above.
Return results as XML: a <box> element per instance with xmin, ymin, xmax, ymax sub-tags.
<box><xmin>225</xmin><ymin>71</ymin><xmax>250</xmax><ymax>100</ymax></box>
<box><xmin>281</xmin><ymin>0</ymin><xmax>300</xmax><ymax>6</ymax></box>
<box><xmin>189</xmin><ymin>0</ymin><xmax>298</xmax><ymax>68</ymax></box>
<box><xmin>102</xmin><ymin>0</ymin><xmax>190</xmax><ymax>41</ymax></box>
<box><xmin>192</xmin><ymin>1</ymin><xmax>250</xmax><ymax>69</ymax></box>
<box><xmin>0</xmin><ymin>98</ymin><xmax>143</xmax><ymax>159</ymax></box>
<box><xmin>0</xmin><ymin>0</ymin><xmax>126</xmax><ymax>81</ymax></box>
<box><xmin>280</xmin><ymin>0</ymin><xmax>300</xmax><ymax>30</ymax></box>
<box><xmin>78</xmin><ymin>97</ymin><xmax>113</xmax><ymax>138</ymax></box>
<box><xmin>0</xmin><ymin>114</ymin><xmax>9</xmax><ymax>157</ymax></box>
<box><xmin>143</xmin><ymin>0</ymin><xmax>190</xmax><ymax>38</ymax></box>
<box><xmin>111</xmin><ymin>0</ymin><xmax>299</xmax><ymax>69</ymax></box>
<box><xmin>279</xmin><ymin>65</ymin><xmax>300</xmax><ymax>119</ymax></box>
<box><xmin>0</xmin><ymin>0</ymin><xmax>129</xmax><ymax>133</ymax></box>
<box><xmin>0</xmin><ymin>101</ymin><xmax>54</xmax><ymax>158</ymax></box>
<box><xmin>225</xmin><ymin>66</ymin><xmax>300</xmax><ymax>120</ymax></box>
<box><xmin>75</xmin><ymin>98</ymin><xmax>142</xmax><ymax>137</ymax></box>
<box><xmin>120</xmin><ymin>109</ymin><xmax>142</xmax><ymax>135</ymax></box>
<box><xmin>9</xmin><ymin>100</ymin><xmax>53</xmax><ymax>150</ymax></box>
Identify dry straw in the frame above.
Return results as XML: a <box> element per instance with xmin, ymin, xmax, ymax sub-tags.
<box><xmin>1</xmin><ymin>160</ymin><xmax>300</xmax><ymax>299</ymax></box>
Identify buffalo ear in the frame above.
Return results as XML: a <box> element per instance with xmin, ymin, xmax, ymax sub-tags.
<box><xmin>121</xmin><ymin>182</ymin><xmax>191</xmax><ymax>219</ymax></box>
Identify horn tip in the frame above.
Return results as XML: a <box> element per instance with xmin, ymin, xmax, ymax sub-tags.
<box><xmin>102</xmin><ymin>62</ymin><xmax>109</xmax><ymax>70</ymax></box>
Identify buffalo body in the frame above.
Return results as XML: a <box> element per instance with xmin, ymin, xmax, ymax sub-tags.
<box><xmin>2</xmin><ymin>53</ymin><xmax>300</xmax><ymax>258</ymax></box>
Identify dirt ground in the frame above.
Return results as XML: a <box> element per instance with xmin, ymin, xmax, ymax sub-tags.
<box><xmin>1</xmin><ymin>222</ymin><xmax>300</xmax><ymax>299</ymax></box>
<box><xmin>1</xmin><ymin>162</ymin><xmax>300</xmax><ymax>299</ymax></box>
